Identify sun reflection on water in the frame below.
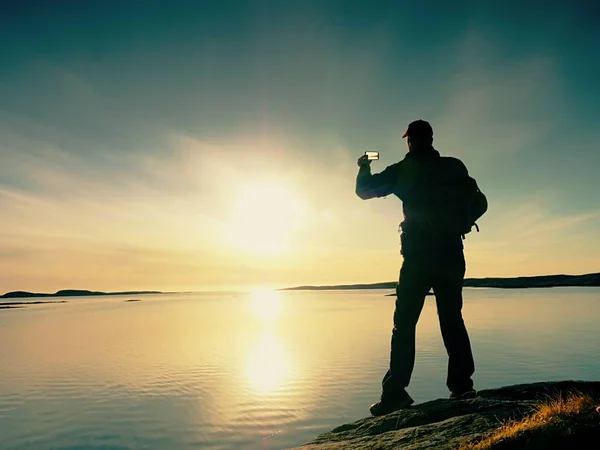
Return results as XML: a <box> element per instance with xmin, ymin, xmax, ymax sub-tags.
<box><xmin>245</xmin><ymin>331</ymin><xmax>290</xmax><ymax>394</ymax></box>
<box><xmin>244</xmin><ymin>289</ymin><xmax>291</xmax><ymax>394</ymax></box>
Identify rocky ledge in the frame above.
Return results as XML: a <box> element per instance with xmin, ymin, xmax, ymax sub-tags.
<box><xmin>290</xmin><ymin>381</ymin><xmax>600</xmax><ymax>449</ymax></box>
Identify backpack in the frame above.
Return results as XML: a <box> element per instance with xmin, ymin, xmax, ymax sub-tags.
<box><xmin>401</xmin><ymin>172</ymin><xmax>488</xmax><ymax>238</ymax></box>
<box><xmin>462</xmin><ymin>176</ymin><xmax>488</xmax><ymax>237</ymax></box>
<box><xmin>396</xmin><ymin>154</ymin><xmax>488</xmax><ymax>238</ymax></box>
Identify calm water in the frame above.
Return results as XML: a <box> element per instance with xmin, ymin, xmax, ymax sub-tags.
<box><xmin>1</xmin><ymin>288</ymin><xmax>599</xmax><ymax>449</ymax></box>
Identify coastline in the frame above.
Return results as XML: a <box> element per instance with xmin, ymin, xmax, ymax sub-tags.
<box><xmin>0</xmin><ymin>289</ymin><xmax>163</xmax><ymax>300</ymax></box>
<box><xmin>283</xmin><ymin>272</ymin><xmax>600</xmax><ymax>291</ymax></box>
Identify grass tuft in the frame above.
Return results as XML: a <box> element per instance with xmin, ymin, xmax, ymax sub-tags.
<box><xmin>461</xmin><ymin>392</ymin><xmax>598</xmax><ymax>450</ymax></box>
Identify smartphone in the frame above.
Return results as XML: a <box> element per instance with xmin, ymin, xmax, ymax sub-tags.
<box><xmin>365</xmin><ymin>151</ymin><xmax>379</xmax><ymax>160</ymax></box>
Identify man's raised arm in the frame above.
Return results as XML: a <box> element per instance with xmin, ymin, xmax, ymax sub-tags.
<box><xmin>355</xmin><ymin>158</ymin><xmax>401</xmax><ymax>200</ymax></box>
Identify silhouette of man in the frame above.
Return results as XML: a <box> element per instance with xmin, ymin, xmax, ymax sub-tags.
<box><xmin>356</xmin><ymin>120</ymin><xmax>481</xmax><ymax>416</ymax></box>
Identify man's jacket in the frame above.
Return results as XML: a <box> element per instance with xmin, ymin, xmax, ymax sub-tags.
<box><xmin>355</xmin><ymin>147</ymin><xmax>484</xmax><ymax>256</ymax></box>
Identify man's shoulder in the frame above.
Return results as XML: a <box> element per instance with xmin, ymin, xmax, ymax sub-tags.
<box><xmin>438</xmin><ymin>155</ymin><xmax>468</xmax><ymax>173</ymax></box>
<box><xmin>439</xmin><ymin>155</ymin><xmax>465</xmax><ymax>165</ymax></box>
<box><xmin>382</xmin><ymin>161</ymin><xmax>403</xmax><ymax>173</ymax></box>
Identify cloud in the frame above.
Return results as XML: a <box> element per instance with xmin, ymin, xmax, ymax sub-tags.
<box><xmin>0</xmin><ymin>122</ymin><xmax>408</xmax><ymax>290</ymax></box>
<box><xmin>4</xmin><ymin>120</ymin><xmax>597</xmax><ymax>291</ymax></box>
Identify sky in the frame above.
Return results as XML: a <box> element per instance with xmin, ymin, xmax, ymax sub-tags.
<box><xmin>1</xmin><ymin>0</ymin><xmax>599</xmax><ymax>292</ymax></box>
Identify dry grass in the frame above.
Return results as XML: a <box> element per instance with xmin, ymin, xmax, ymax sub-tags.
<box><xmin>461</xmin><ymin>392</ymin><xmax>598</xmax><ymax>450</ymax></box>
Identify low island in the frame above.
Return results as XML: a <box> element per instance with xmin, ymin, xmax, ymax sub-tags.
<box><xmin>0</xmin><ymin>289</ymin><xmax>163</xmax><ymax>300</ymax></box>
<box><xmin>284</xmin><ymin>272</ymin><xmax>600</xmax><ymax>291</ymax></box>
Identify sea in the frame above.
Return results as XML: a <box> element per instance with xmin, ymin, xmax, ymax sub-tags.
<box><xmin>1</xmin><ymin>287</ymin><xmax>599</xmax><ymax>449</ymax></box>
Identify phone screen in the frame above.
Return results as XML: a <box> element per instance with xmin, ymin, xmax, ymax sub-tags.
<box><xmin>365</xmin><ymin>151</ymin><xmax>379</xmax><ymax>160</ymax></box>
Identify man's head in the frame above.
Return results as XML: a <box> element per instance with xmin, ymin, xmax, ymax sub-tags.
<box><xmin>402</xmin><ymin>120</ymin><xmax>433</xmax><ymax>152</ymax></box>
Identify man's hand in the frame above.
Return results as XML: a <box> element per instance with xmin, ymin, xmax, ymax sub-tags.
<box><xmin>357</xmin><ymin>154</ymin><xmax>371</xmax><ymax>167</ymax></box>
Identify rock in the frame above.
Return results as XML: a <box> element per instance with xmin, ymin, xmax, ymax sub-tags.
<box><xmin>289</xmin><ymin>381</ymin><xmax>600</xmax><ymax>450</ymax></box>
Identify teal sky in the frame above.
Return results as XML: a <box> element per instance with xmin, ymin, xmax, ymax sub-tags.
<box><xmin>1</xmin><ymin>0</ymin><xmax>599</xmax><ymax>292</ymax></box>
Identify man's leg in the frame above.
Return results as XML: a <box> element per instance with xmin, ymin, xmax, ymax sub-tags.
<box><xmin>432</xmin><ymin>252</ymin><xmax>475</xmax><ymax>394</ymax></box>
<box><xmin>381</xmin><ymin>257</ymin><xmax>431</xmax><ymax>399</ymax></box>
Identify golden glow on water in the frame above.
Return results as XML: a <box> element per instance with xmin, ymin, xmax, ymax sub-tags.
<box><xmin>2</xmin><ymin>290</ymin><xmax>600</xmax><ymax>450</ymax></box>
<box><xmin>245</xmin><ymin>289</ymin><xmax>290</xmax><ymax>393</ymax></box>
<box><xmin>245</xmin><ymin>331</ymin><xmax>290</xmax><ymax>394</ymax></box>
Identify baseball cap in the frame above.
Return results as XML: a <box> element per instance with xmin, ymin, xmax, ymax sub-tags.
<box><xmin>402</xmin><ymin>120</ymin><xmax>433</xmax><ymax>138</ymax></box>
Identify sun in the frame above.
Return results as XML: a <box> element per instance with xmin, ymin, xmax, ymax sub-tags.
<box><xmin>226</xmin><ymin>181</ymin><xmax>305</xmax><ymax>256</ymax></box>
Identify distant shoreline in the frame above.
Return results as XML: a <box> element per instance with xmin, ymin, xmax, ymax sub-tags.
<box><xmin>3</xmin><ymin>272</ymin><xmax>599</xmax><ymax>299</ymax></box>
<box><xmin>0</xmin><ymin>289</ymin><xmax>163</xmax><ymax>300</ymax></box>
<box><xmin>282</xmin><ymin>272</ymin><xmax>600</xmax><ymax>291</ymax></box>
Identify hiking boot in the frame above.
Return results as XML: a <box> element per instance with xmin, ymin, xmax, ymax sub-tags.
<box><xmin>369</xmin><ymin>390</ymin><xmax>414</xmax><ymax>416</ymax></box>
<box><xmin>449</xmin><ymin>389</ymin><xmax>477</xmax><ymax>400</ymax></box>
